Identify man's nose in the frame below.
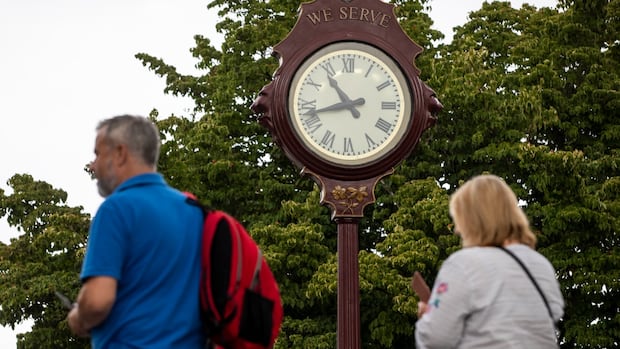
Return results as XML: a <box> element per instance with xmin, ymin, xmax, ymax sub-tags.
<box><xmin>86</xmin><ymin>161</ymin><xmax>95</xmax><ymax>176</ymax></box>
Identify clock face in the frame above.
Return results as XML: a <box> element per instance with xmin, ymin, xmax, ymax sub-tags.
<box><xmin>288</xmin><ymin>41</ymin><xmax>412</xmax><ymax>166</ymax></box>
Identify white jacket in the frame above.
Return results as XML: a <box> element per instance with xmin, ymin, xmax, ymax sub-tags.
<box><xmin>415</xmin><ymin>244</ymin><xmax>564</xmax><ymax>349</ymax></box>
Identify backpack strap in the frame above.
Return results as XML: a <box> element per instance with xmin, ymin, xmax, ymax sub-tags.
<box><xmin>497</xmin><ymin>246</ymin><xmax>553</xmax><ymax>320</ymax></box>
<box><xmin>229</xmin><ymin>214</ymin><xmax>243</xmax><ymax>293</ymax></box>
<box><xmin>250</xmin><ymin>249</ymin><xmax>263</xmax><ymax>290</ymax></box>
<box><xmin>227</xmin><ymin>215</ymin><xmax>263</xmax><ymax>291</ymax></box>
<box><xmin>184</xmin><ymin>192</ymin><xmax>211</xmax><ymax>215</ymax></box>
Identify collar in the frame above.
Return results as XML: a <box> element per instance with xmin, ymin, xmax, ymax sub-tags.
<box><xmin>114</xmin><ymin>173</ymin><xmax>166</xmax><ymax>193</ymax></box>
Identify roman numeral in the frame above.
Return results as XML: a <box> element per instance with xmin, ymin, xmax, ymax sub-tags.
<box><xmin>305</xmin><ymin>78</ymin><xmax>322</xmax><ymax>91</ymax></box>
<box><xmin>381</xmin><ymin>101</ymin><xmax>396</xmax><ymax>109</ymax></box>
<box><xmin>375</xmin><ymin>118</ymin><xmax>392</xmax><ymax>133</ymax></box>
<box><xmin>344</xmin><ymin>137</ymin><xmax>354</xmax><ymax>153</ymax></box>
<box><xmin>321</xmin><ymin>62</ymin><xmax>336</xmax><ymax>77</ymax></box>
<box><xmin>303</xmin><ymin>114</ymin><xmax>322</xmax><ymax>134</ymax></box>
<box><xmin>299</xmin><ymin>98</ymin><xmax>316</xmax><ymax>111</ymax></box>
<box><xmin>342</xmin><ymin>57</ymin><xmax>354</xmax><ymax>73</ymax></box>
<box><xmin>320</xmin><ymin>130</ymin><xmax>335</xmax><ymax>148</ymax></box>
<box><xmin>365</xmin><ymin>64</ymin><xmax>374</xmax><ymax>78</ymax></box>
<box><xmin>365</xmin><ymin>133</ymin><xmax>376</xmax><ymax>148</ymax></box>
<box><xmin>376</xmin><ymin>80</ymin><xmax>391</xmax><ymax>91</ymax></box>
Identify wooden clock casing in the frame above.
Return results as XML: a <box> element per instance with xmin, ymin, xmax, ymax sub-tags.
<box><xmin>251</xmin><ymin>0</ymin><xmax>441</xmax><ymax>186</ymax></box>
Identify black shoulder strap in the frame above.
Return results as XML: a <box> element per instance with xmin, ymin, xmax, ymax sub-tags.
<box><xmin>497</xmin><ymin>246</ymin><xmax>554</xmax><ymax>320</ymax></box>
<box><xmin>183</xmin><ymin>192</ymin><xmax>212</xmax><ymax>217</ymax></box>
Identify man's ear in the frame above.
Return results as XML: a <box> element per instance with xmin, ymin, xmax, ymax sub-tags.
<box><xmin>114</xmin><ymin>143</ymin><xmax>129</xmax><ymax>166</ymax></box>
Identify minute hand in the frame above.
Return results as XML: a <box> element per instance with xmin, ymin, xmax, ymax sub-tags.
<box><xmin>328</xmin><ymin>75</ymin><xmax>361</xmax><ymax>118</ymax></box>
<box><xmin>305</xmin><ymin>98</ymin><xmax>365</xmax><ymax>115</ymax></box>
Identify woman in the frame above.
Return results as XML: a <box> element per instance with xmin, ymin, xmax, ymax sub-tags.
<box><xmin>415</xmin><ymin>174</ymin><xmax>564</xmax><ymax>348</ymax></box>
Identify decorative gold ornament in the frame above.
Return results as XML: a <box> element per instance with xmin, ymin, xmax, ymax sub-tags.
<box><xmin>332</xmin><ymin>185</ymin><xmax>369</xmax><ymax>214</ymax></box>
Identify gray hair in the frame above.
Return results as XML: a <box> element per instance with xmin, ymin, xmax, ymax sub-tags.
<box><xmin>96</xmin><ymin>115</ymin><xmax>161</xmax><ymax>167</ymax></box>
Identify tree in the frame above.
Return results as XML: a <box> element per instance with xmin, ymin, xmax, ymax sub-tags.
<box><xmin>1</xmin><ymin>0</ymin><xmax>618</xmax><ymax>347</ymax></box>
<box><xmin>410</xmin><ymin>0</ymin><xmax>620</xmax><ymax>346</ymax></box>
<box><xmin>0</xmin><ymin>174</ymin><xmax>91</xmax><ymax>349</ymax></box>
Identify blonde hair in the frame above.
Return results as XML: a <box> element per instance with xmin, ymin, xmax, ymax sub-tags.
<box><xmin>449</xmin><ymin>174</ymin><xmax>537</xmax><ymax>248</ymax></box>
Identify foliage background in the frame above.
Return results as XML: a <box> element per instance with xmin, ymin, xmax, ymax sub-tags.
<box><xmin>1</xmin><ymin>0</ymin><xmax>618</xmax><ymax>348</ymax></box>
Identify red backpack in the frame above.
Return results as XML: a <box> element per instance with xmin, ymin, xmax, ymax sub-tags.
<box><xmin>185</xmin><ymin>193</ymin><xmax>283</xmax><ymax>349</ymax></box>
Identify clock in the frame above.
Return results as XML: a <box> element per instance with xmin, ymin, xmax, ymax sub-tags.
<box><xmin>251</xmin><ymin>1</ymin><xmax>442</xmax><ymax>347</ymax></box>
<box><xmin>288</xmin><ymin>41</ymin><xmax>412</xmax><ymax>167</ymax></box>
<box><xmin>250</xmin><ymin>0</ymin><xmax>442</xmax><ymax>181</ymax></box>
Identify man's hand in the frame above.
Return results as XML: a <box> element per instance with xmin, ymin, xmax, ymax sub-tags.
<box><xmin>67</xmin><ymin>305</ymin><xmax>91</xmax><ymax>338</ymax></box>
<box><xmin>66</xmin><ymin>276</ymin><xmax>117</xmax><ymax>337</ymax></box>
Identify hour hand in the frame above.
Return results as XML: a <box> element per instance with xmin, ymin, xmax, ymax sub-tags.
<box><xmin>305</xmin><ymin>98</ymin><xmax>365</xmax><ymax>115</ymax></box>
<box><xmin>327</xmin><ymin>75</ymin><xmax>360</xmax><ymax>118</ymax></box>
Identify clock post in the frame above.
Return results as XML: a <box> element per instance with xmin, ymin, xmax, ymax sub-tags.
<box><xmin>250</xmin><ymin>0</ymin><xmax>442</xmax><ymax>347</ymax></box>
<box><xmin>301</xmin><ymin>170</ymin><xmax>394</xmax><ymax>349</ymax></box>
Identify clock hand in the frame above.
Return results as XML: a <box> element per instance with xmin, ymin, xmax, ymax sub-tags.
<box><xmin>304</xmin><ymin>98</ymin><xmax>365</xmax><ymax>115</ymax></box>
<box><xmin>327</xmin><ymin>75</ymin><xmax>361</xmax><ymax>118</ymax></box>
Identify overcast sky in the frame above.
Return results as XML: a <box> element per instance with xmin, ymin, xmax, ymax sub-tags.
<box><xmin>0</xmin><ymin>0</ymin><xmax>556</xmax><ymax>347</ymax></box>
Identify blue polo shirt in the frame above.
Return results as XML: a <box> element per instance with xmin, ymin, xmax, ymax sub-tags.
<box><xmin>81</xmin><ymin>173</ymin><xmax>205</xmax><ymax>348</ymax></box>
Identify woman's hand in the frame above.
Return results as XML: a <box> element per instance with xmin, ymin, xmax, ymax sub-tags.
<box><xmin>417</xmin><ymin>301</ymin><xmax>429</xmax><ymax>318</ymax></box>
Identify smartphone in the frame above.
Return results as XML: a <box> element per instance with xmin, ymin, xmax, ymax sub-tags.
<box><xmin>411</xmin><ymin>271</ymin><xmax>431</xmax><ymax>302</ymax></box>
<box><xmin>54</xmin><ymin>291</ymin><xmax>75</xmax><ymax>310</ymax></box>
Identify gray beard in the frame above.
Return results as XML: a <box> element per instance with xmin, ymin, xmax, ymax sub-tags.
<box><xmin>96</xmin><ymin>177</ymin><xmax>117</xmax><ymax>198</ymax></box>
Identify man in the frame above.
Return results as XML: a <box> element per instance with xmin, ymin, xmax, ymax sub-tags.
<box><xmin>68</xmin><ymin>115</ymin><xmax>205</xmax><ymax>348</ymax></box>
